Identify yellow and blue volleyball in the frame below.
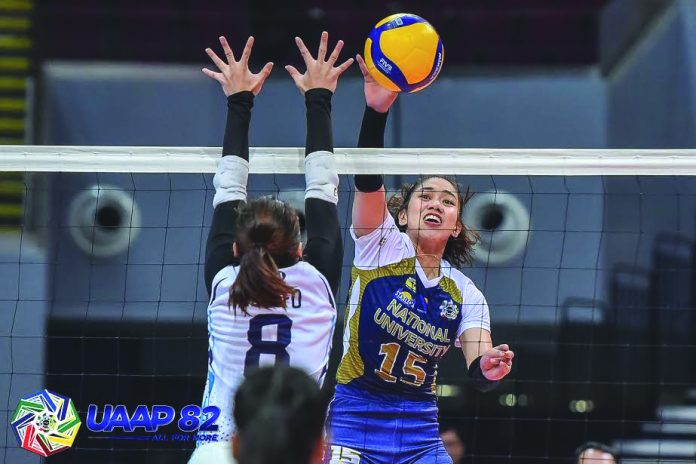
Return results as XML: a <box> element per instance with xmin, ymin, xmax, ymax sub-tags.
<box><xmin>364</xmin><ymin>13</ymin><xmax>444</xmax><ymax>93</ymax></box>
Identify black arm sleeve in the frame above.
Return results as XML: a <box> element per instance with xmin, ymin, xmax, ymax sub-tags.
<box><xmin>205</xmin><ymin>200</ymin><xmax>243</xmax><ymax>293</ymax></box>
<box><xmin>304</xmin><ymin>198</ymin><xmax>343</xmax><ymax>295</ymax></box>
<box><xmin>204</xmin><ymin>91</ymin><xmax>254</xmax><ymax>295</ymax></box>
<box><xmin>468</xmin><ymin>356</ymin><xmax>501</xmax><ymax>392</ymax></box>
<box><xmin>301</xmin><ymin>88</ymin><xmax>343</xmax><ymax>295</ymax></box>
<box><xmin>304</xmin><ymin>88</ymin><xmax>333</xmax><ymax>155</ymax></box>
<box><xmin>222</xmin><ymin>91</ymin><xmax>254</xmax><ymax>160</ymax></box>
<box><xmin>354</xmin><ymin>106</ymin><xmax>388</xmax><ymax>192</ymax></box>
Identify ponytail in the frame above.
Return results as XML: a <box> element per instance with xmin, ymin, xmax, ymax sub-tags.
<box><xmin>230</xmin><ymin>247</ymin><xmax>294</xmax><ymax>314</ymax></box>
<box><xmin>229</xmin><ymin>201</ymin><xmax>300</xmax><ymax>314</ymax></box>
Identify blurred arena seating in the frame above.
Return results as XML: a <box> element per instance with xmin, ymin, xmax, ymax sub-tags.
<box><xmin>36</xmin><ymin>0</ymin><xmax>610</xmax><ymax>66</ymax></box>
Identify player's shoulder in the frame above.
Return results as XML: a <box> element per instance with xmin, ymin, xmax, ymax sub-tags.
<box><xmin>441</xmin><ymin>261</ymin><xmax>482</xmax><ymax>295</ymax></box>
<box><xmin>440</xmin><ymin>260</ymin><xmax>469</xmax><ymax>284</ymax></box>
<box><xmin>211</xmin><ymin>264</ymin><xmax>239</xmax><ymax>289</ymax></box>
<box><xmin>352</xmin><ymin>216</ymin><xmax>415</xmax><ymax>269</ymax></box>
<box><xmin>285</xmin><ymin>260</ymin><xmax>324</xmax><ymax>280</ymax></box>
<box><xmin>284</xmin><ymin>261</ymin><xmax>333</xmax><ymax>292</ymax></box>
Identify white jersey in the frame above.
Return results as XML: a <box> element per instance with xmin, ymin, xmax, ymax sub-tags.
<box><xmin>199</xmin><ymin>260</ymin><xmax>337</xmax><ymax>443</ymax></box>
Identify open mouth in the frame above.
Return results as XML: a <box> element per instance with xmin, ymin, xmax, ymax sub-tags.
<box><xmin>423</xmin><ymin>213</ymin><xmax>442</xmax><ymax>225</ymax></box>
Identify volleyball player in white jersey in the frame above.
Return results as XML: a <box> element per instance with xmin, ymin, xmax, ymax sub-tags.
<box><xmin>187</xmin><ymin>32</ymin><xmax>353</xmax><ymax>464</ymax></box>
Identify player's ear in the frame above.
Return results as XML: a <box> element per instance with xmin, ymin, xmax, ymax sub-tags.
<box><xmin>398</xmin><ymin>209</ymin><xmax>407</xmax><ymax>227</ymax></box>
<box><xmin>232</xmin><ymin>433</ymin><xmax>241</xmax><ymax>459</ymax></box>
<box><xmin>452</xmin><ymin>220</ymin><xmax>462</xmax><ymax>238</ymax></box>
<box><xmin>233</xmin><ymin>242</ymin><xmax>239</xmax><ymax>257</ymax></box>
<box><xmin>296</xmin><ymin>242</ymin><xmax>303</xmax><ymax>258</ymax></box>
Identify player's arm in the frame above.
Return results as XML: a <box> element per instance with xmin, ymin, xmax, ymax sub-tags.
<box><xmin>459</xmin><ymin>329</ymin><xmax>514</xmax><ymax>392</ymax></box>
<box><xmin>458</xmin><ymin>285</ymin><xmax>514</xmax><ymax>391</ymax></box>
<box><xmin>351</xmin><ymin>54</ymin><xmax>398</xmax><ymax>238</ymax></box>
<box><xmin>202</xmin><ymin>36</ymin><xmax>273</xmax><ymax>295</ymax></box>
<box><xmin>286</xmin><ymin>32</ymin><xmax>352</xmax><ymax>295</ymax></box>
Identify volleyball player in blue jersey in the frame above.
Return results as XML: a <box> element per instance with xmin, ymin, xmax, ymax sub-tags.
<box><xmin>188</xmin><ymin>33</ymin><xmax>352</xmax><ymax>464</ymax></box>
<box><xmin>326</xmin><ymin>55</ymin><xmax>515</xmax><ymax>464</ymax></box>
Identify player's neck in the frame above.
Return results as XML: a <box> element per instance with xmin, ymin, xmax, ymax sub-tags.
<box><xmin>411</xmin><ymin>237</ymin><xmax>445</xmax><ymax>279</ymax></box>
<box><xmin>416</xmin><ymin>252</ymin><xmax>442</xmax><ymax>279</ymax></box>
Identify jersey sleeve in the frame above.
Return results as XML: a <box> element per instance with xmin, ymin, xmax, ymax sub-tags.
<box><xmin>350</xmin><ymin>213</ymin><xmax>411</xmax><ymax>269</ymax></box>
<box><xmin>455</xmin><ymin>280</ymin><xmax>491</xmax><ymax>344</ymax></box>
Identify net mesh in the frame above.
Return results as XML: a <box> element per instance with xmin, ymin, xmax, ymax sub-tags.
<box><xmin>2</xmin><ymin>148</ymin><xmax>696</xmax><ymax>464</ymax></box>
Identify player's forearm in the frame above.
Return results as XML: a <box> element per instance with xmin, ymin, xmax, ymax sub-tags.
<box><xmin>460</xmin><ymin>329</ymin><xmax>498</xmax><ymax>391</ymax></box>
<box><xmin>205</xmin><ymin>200</ymin><xmax>243</xmax><ymax>294</ymax></box>
<box><xmin>305</xmin><ymin>88</ymin><xmax>333</xmax><ymax>155</ymax></box>
<box><xmin>222</xmin><ymin>91</ymin><xmax>254</xmax><ymax>159</ymax></box>
<box><xmin>352</xmin><ymin>107</ymin><xmax>387</xmax><ymax>233</ymax></box>
<box><xmin>467</xmin><ymin>355</ymin><xmax>500</xmax><ymax>392</ymax></box>
<box><xmin>354</xmin><ymin>106</ymin><xmax>386</xmax><ymax>193</ymax></box>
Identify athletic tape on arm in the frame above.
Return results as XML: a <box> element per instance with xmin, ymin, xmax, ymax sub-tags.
<box><xmin>213</xmin><ymin>156</ymin><xmax>249</xmax><ymax>207</ymax></box>
<box><xmin>304</xmin><ymin>151</ymin><xmax>339</xmax><ymax>205</ymax></box>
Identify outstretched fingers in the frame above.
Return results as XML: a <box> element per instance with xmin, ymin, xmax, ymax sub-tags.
<box><xmin>219</xmin><ymin>36</ymin><xmax>235</xmax><ymax>63</ymax></box>
<box><xmin>205</xmin><ymin>47</ymin><xmax>227</xmax><ymax>72</ymax></box>
<box><xmin>285</xmin><ymin>64</ymin><xmax>302</xmax><ymax>82</ymax></box>
<box><xmin>326</xmin><ymin>39</ymin><xmax>344</xmax><ymax>65</ymax></box>
<box><xmin>334</xmin><ymin>57</ymin><xmax>354</xmax><ymax>76</ymax></box>
<box><xmin>295</xmin><ymin>36</ymin><xmax>313</xmax><ymax>66</ymax></box>
<box><xmin>256</xmin><ymin>62</ymin><xmax>274</xmax><ymax>89</ymax></box>
<box><xmin>317</xmin><ymin>31</ymin><xmax>329</xmax><ymax>61</ymax></box>
<box><xmin>355</xmin><ymin>54</ymin><xmax>370</xmax><ymax>78</ymax></box>
<box><xmin>202</xmin><ymin>68</ymin><xmax>225</xmax><ymax>83</ymax></box>
<box><xmin>240</xmin><ymin>36</ymin><xmax>254</xmax><ymax>66</ymax></box>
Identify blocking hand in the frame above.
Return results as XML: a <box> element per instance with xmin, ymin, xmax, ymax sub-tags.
<box><xmin>203</xmin><ymin>36</ymin><xmax>273</xmax><ymax>97</ymax></box>
<box><xmin>285</xmin><ymin>31</ymin><xmax>353</xmax><ymax>94</ymax></box>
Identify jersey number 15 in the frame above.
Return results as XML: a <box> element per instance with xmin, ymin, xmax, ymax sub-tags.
<box><xmin>375</xmin><ymin>342</ymin><xmax>428</xmax><ymax>387</ymax></box>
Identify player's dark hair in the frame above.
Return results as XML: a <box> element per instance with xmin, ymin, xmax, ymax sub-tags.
<box><xmin>230</xmin><ymin>197</ymin><xmax>301</xmax><ymax>314</ymax></box>
<box><xmin>387</xmin><ymin>176</ymin><xmax>478</xmax><ymax>268</ymax></box>
<box><xmin>234</xmin><ymin>366</ymin><xmax>327</xmax><ymax>464</ymax></box>
<box><xmin>574</xmin><ymin>441</ymin><xmax>618</xmax><ymax>462</ymax></box>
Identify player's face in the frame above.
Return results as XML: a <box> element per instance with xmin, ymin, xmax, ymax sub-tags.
<box><xmin>400</xmin><ymin>177</ymin><xmax>461</xmax><ymax>249</ymax></box>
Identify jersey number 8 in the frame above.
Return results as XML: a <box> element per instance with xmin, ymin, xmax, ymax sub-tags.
<box><xmin>244</xmin><ymin>314</ymin><xmax>293</xmax><ymax>376</ymax></box>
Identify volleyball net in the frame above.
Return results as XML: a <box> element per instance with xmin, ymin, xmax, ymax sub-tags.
<box><xmin>2</xmin><ymin>146</ymin><xmax>696</xmax><ymax>464</ymax></box>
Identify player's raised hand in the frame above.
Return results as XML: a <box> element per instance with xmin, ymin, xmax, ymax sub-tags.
<box><xmin>355</xmin><ymin>53</ymin><xmax>398</xmax><ymax>113</ymax></box>
<box><xmin>203</xmin><ymin>36</ymin><xmax>273</xmax><ymax>97</ymax></box>
<box><xmin>285</xmin><ymin>31</ymin><xmax>354</xmax><ymax>94</ymax></box>
<box><xmin>480</xmin><ymin>344</ymin><xmax>514</xmax><ymax>381</ymax></box>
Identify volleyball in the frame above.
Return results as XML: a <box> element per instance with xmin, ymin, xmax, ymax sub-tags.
<box><xmin>364</xmin><ymin>13</ymin><xmax>444</xmax><ymax>93</ymax></box>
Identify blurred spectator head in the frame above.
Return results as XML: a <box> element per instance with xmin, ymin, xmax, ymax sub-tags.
<box><xmin>233</xmin><ymin>365</ymin><xmax>328</xmax><ymax>464</ymax></box>
<box><xmin>440</xmin><ymin>423</ymin><xmax>466</xmax><ymax>464</ymax></box>
<box><xmin>575</xmin><ymin>441</ymin><xmax>618</xmax><ymax>464</ymax></box>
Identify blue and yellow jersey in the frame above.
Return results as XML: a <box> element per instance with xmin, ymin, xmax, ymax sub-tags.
<box><xmin>336</xmin><ymin>214</ymin><xmax>490</xmax><ymax>398</ymax></box>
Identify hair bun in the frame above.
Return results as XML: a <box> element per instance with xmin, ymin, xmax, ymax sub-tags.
<box><xmin>249</xmin><ymin>221</ymin><xmax>276</xmax><ymax>247</ymax></box>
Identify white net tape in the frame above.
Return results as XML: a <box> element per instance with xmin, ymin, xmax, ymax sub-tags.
<box><xmin>1</xmin><ymin>146</ymin><xmax>696</xmax><ymax>174</ymax></box>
